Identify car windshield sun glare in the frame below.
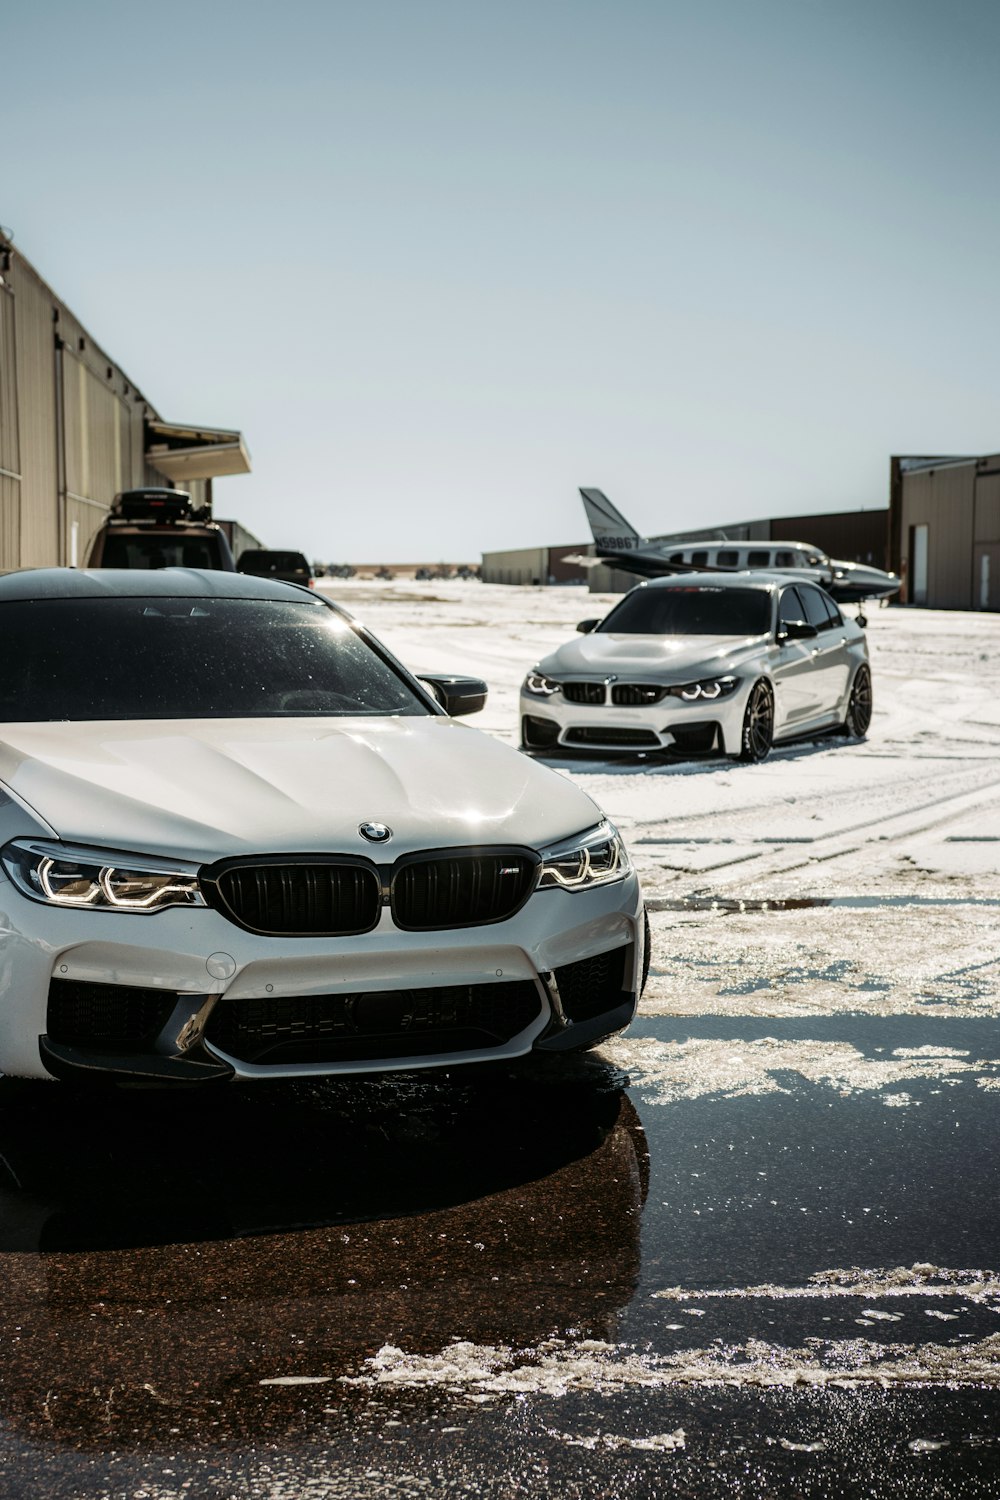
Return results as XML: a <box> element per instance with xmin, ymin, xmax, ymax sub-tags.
<box><xmin>2</xmin><ymin>840</ymin><xmax>206</xmax><ymax>913</ymax></box>
<box><xmin>537</xmin><ymin>821</ymin><xmax>629</xmax><ymax>890</ymax></box>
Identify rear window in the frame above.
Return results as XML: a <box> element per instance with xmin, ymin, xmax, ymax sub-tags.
<box><xmin>599</xmin><ymin>586</ymin><xmax>771</xmax><ymax>636</ymax></box>
<box><xmin>238</xmin><ymin>551</ymin><xmax>310</xmax><ymax>574</ymax></box>
<box><xmin>0</xmin><ymin>598</ymin><xmax>430</xmax><ymax>722</ymax></box>
<box><xmin>100</xmin><ymin>533</ymin><xmax>226</xmax><ymax>570</ymax></box>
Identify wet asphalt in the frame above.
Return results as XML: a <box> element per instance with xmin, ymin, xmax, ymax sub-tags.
<box><xmin>1</xmin><ymin>1022</ymin><xmax>1000</xmax><ymax>1499</ymax></box>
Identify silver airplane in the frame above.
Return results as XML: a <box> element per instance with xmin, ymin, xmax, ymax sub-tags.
<box><xmin>578</xmin><ymin>488</ymin><xmax>899</xmax><ymax>622</ymax></box>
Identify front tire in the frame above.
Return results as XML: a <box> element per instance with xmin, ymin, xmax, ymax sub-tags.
<box><xmin>737</xmin><ymin>679</ymin><xmax>774</xmax><ymax>762</ymax></box>
<box><xmin>841</xmin><ymin>663</ymin><xmax>873</xmax><ymax>739</ymax></box>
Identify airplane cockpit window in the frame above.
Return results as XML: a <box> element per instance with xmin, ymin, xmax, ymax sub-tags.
<box><xmin>748</xmin><ymin>549</ymin><xmax>771</xmax><ymax>566</ymax></box>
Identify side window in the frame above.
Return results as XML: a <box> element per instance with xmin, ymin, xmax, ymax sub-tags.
<box><xmin>748</xmin><ymin>549</ymin><xmax>770</xmax><ymax>566</ymax></box>
<box><xmin>690</xmin><ymin>550</ymin><xmax>708</xmax><ymax>566</ymax></box>
<box><xmin>824</xmin><ymin>594</ymin><xmax>843</xmax><ymax>627</ymax></box>
<box><xmin>669</xmin><ymin>552</ymin><xmax>685</xmax><ymax>563</ymax></box>
<box><xmin>774</xmin><ymin>550</ymin><xmax>795</xmax><ymax>567</ymax></box>
<box><xmin>717</xmin><ymin>549</ymin><xmax>739</xmax><ymax>566</ymax></box>
<box><xmin>778</xmin><ymin>586</ymin><xmax>806</xmax><ymax>629</ymax></box>
<box><xmin>799</xmin><ymin>585</ymin><xmax>834</xmax><ymax>632</ymax></box>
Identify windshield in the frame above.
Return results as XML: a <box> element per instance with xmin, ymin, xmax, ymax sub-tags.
<box><xmin>598</xmin><ymin>585</ymin><xmax>772</xmax><ymax>636</ymax></box>
<box><xmin>100</xmin><ymin>533</ymin><xmax>226</xmax><ymax>570</ymax></box>
<box><xmin>0</xmin><ymin>598</ymin><xmax>431</xmax><ymax>722</ymax></box>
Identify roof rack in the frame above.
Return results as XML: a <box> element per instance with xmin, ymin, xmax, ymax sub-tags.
<box><xmin>111</xmin><ymin>488</ymin><xmax>209</xmax><ymax>524</ymax></box>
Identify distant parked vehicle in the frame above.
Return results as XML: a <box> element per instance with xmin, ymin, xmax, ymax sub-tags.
<box><xmin>236</xmin><ymin>550</ymin><xmax>313</xmax><ymax>588</ymax></box>
<box><xmin>86</xmin><ymin>488</ymin><xmax>236</xmax><ymax>571</ymax></box>
<box><xmin>521</xmin><ymin>572</ymin><xmax>873</xmax><ymax>762</ymax></box>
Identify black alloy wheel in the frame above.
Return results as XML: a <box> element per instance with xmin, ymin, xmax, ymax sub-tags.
<box><xmin>843</xmin><ymin>663</ymin><xmax>873</xmax><ymax>739</ymax></box>
<box><xmin>738</xmin><ymin>679</ymin><xmax>774</xmax><ymax>763</ymax></box>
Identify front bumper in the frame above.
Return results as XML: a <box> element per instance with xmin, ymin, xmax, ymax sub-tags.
<box><xmin>520</xmin><ymin>686</ymin><xmax>748</xmax><ymax>756</ymax></box>
<box><xmin>0</xmin><ymin>873</ymin><xmax>644</xmax><ymax>1083</ymax></box>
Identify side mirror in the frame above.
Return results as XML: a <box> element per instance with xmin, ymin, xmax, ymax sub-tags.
<box><xmin>778</xmin><ymin>619</ymin><xmax>818</xmax><ymax>642</ymax></box>
<box><xmin>418</xmin><ymin>674</ymin><xmax>488</xmax><ymax>716</ymax></box>
<box><xmin>576</xmin><ymin>618</ymin><xmax>600</xmax><ymax>634</ymax></box>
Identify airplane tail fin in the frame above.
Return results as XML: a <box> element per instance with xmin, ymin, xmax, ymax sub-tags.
<box><xmin>578</xmin><ymin>488</ymin><xmax>643</xmax><ymax>553</ymax></box>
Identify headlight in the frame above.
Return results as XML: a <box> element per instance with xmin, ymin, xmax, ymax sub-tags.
<box><xmin>671</xmin><ymin>676</ymin><xmax>739</xmax><ymax>702</ymax></box>
<box><xmin>1</xmin><ymin>839</ymin><xmax>206</xmax><ymax>913</ymax></box>
<box><xmin>523</xmin><ymin>671</ymin><xmax>561</xmax><ymax>696</ymax></box>
<box><xmin>537</xmin><ymin>821</ymin><xmax>630</xmax><ymax>891</ymax></box>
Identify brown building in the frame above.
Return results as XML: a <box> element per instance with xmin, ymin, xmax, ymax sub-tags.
<box><xmin>889</xmin><ymin>455</ymin><xmax>1000</xmax><ymax>610</ymax></box>
<box><xmin>0</xmin><ymin>233</ymin><xmax>250</xmax><ymax>571</ymax></box>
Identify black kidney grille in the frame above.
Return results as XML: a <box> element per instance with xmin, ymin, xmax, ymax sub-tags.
<box><xmin>205</xmin><ymin>980</ymin><xmax>542</xmax><ymax>1065</ymax></box>
<box><xmin>562</xmin><ymin>681</ymin><xmax>606</xmax><ymax>705</ymax></box>
<box><xmin>611</xmin><ymin>683</ymin><xmax>669</xmax><ymax>706</ymax></box>
<box><xmin>393</xmin><ymin>853</ymin><xmax>537</xmax><ymax>929</ymax></box>
<box><xmin>214</xmin><ymin>862</ymin><xmax>380</xmax><ymax>935</ymax></box>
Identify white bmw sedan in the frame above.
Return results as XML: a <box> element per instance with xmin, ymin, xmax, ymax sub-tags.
<box><xmin>520</xmin><ymin>573</ymin><xmax>872</xmax><ymax>761</ymax></box>
<box><xmin>0</xmin><ymin>570</ymin><xmax>644</xmax><ymax>1086</ymax></box>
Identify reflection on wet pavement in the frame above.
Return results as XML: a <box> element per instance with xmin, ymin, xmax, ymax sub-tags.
<box><xmin>1</xmin><ymin>1044</ymin><xmax>999</xmax><ymax>1494</ymax></box>
<box><xmin>0</xmin><ymin>1068</ymin><xmax>646</xmax><ymax>1456</ymax></box>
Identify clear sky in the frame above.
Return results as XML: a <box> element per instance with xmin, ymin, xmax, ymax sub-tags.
<box><xmin>5</xmin><ymin>0</ymin><xmax>1000</xmax><ymax>561</ymax></box>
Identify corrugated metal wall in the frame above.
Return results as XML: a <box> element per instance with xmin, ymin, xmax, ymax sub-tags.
<box><xmin>11</xmin><ymin>259</ymin><xmax>58</xmax><ymax>565</ymax></box>
<box><xmin>0</xmin><ymin>245</ymin><xmax>170</xmax><ymax>570</ymax></box>
<box><xmin>772</xmin><ymin>510</ymin><xmax>889</xmax><ymax>567</ymax></box>
<box><xmin>480</xmin><ymin>547</ymin><xmax>549</xmax><ymax>585</ymax></box>
<box><xmin>0</xmin><ymin>283</ymin><xmax>21</xmax><ymax>568</ymax></box>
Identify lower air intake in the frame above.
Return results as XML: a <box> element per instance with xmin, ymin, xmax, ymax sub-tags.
<box><xmin>564</xmin><ymin>727</ymin><xmax>660</xmax><ymax>747</ymax></box>
<box><xmin>555</xmin><ymin>946</ymin><xmax>629</xmax><ymax>1022</ymax></box>
<box><xmin>47</xmin><ymin>979</ymin><xmax>178</xmax><ymax>1049</ymax></box>
<box><xmin>204</xmin><ymin>980</ymin><xmax>542</xmax><ymax>1065</ymax></box>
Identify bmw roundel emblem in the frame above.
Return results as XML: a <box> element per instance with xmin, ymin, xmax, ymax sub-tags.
<box><xmin>359</xmin><ymin>821</ymin><xmax>392</xmax><ymax>843</ymax></box>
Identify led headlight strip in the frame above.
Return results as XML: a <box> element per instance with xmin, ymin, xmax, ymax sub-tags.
<box><xmin>524</xmin><ymin>671</ymin><xmax>561</xmax><ymax>696</ymax></box>
<box><xmin>1</xmin><ymin>839</ymin><xmax>206</xmax><ymax>913</ymax></box>
<box><xmin>671</xmin><ymin>676</ymin><xmax>738</xmax><ymax>701</ymax></box>
<box><xmin>537</xmin><ymin>820</ymin><xmax>629</xmax><ymax>891</ymax></box>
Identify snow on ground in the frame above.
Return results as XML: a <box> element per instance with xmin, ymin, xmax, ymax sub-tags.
<box><xmin>317</xmin><ymin>582</ymin><xmax>1000</xmax><ymax>1403</ymax></box>
<box><xmin>322</xmin><ymin>576</ymin><xmax>1000</xmax><ymax>904</ymax></box>
<box><xmin>320</xmin><ymin>576</ymin><xmax>1000</xmax><ymax>1081</ymax></box>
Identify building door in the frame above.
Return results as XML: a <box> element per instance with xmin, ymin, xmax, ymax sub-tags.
<box><xmin>909</xmin><ymin>524</ymin><xmax>928</xmax><ymax>605</ymax></box>
<box><xmin>976</xmin><ymin>546</ymin><xmax>1000</xmax><ymax>611</ymax></box>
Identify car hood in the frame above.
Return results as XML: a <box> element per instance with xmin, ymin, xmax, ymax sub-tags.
<box><xmin>0</xmin><ymin>718</ymin><xmax>604</xmax><ymax>862</ymax></box>
<box><xmin>537</xmin><ymin>632</ymin><xmax>769</xmax><ymax>679</ymax></box>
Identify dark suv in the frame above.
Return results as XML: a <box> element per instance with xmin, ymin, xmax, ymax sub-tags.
<box><xmin>86</xmin><ymin>489</ymin><xmax>236</xmax><ymax>571</ymax></box>
<box><xmin>236</xmin><ymin>549</ymin><xmax>313</xmax><ymax>587</ymax></box>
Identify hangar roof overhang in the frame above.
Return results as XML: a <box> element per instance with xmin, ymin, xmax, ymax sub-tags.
<box><xmin>145</xmin><ymin>420</ymin><xmax>252</xmax><ymax>481</ymax></box>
